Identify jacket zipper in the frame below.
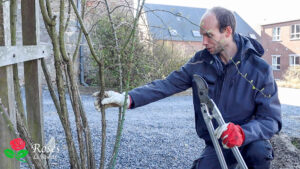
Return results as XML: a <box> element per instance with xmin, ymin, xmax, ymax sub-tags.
<box><xmin>217</xmin><ymin>67</ymin><xmax>227</xmax><ymax>108</ymax></box>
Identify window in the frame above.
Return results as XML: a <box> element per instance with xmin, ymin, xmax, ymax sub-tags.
<box><xmin>192</xmin><ymin>30</ymin><xmax>201</xmax><ymax>37</ymax></box>
<box><xmin>169</xmin><ymin>28</ymin><xmax>178</xmax><ymax>36</ymax></box>
<box><xmin>291</xmin><ymin>24</ymin><xmax>300</xmax><ymax>39</ymax></box>
<box><xmin>289</xmin><ymin>54</ymin><xmax>300</xmax><ymax>66</ymax></box>
<box><xmin>272</xmin><ymin>27</ymin><xmax>280</xmax><ymax>41</ymax></box>
<box><xmin>272</xmin><ymin>55</ymin><xmax>280</xmax><ymax>70</ymax></box>
<box><xmin>176</xmin><ymin>12</ymin><xmax>182</xmax><ymax>21</ymax></box>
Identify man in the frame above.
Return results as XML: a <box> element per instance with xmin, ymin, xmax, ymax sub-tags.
<box><xmin>94</xmin><ymin>7</ymin><xmax>282</xmax><ymax>169</ymax></box>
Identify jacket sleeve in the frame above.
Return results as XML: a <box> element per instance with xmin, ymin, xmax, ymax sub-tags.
<box><xmin>241</xmin><ymin>67</ymin><xmax>282</xmax><ymax>145</ymax></box>
<box><xmin>128</xmin><ymin>60</ymin><xmax>193</xmax><ymax>109</ymax></box>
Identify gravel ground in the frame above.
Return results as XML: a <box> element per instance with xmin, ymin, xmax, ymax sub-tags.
<box><xmin>278</xmin><ymin>88</ymin><xmax>300</xmax><ymax>138</ymax></box>
<box><xmin>20</xmin><ymin>87</ymin><xmax>300</xmax><ymax>169</ymax></box>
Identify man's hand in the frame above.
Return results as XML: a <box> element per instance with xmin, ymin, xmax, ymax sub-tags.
<box><xmin>215</xmin><ymin>122</ymin><xmax>245</xmax><ymax>149</ymax></box>
<box><xmin>93</xmin><ymin>91</ymin><xmax>131</xmax><ymax>111</ymax></box>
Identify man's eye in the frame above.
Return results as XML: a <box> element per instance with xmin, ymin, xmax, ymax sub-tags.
<box><xmin>206</xmin><ymin>33</ymin><xmax>212</xmax><ymax>38</ymax></box>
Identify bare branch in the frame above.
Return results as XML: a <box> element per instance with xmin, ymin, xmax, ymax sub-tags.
<box><xmin>109</xmin><ymin>4</ymin><xmax>130</xmax><ymax>15</ymax></box>
<box><xmin>72</xmin><ymin>0</ymin><xmax>85</xmax><ymax>63</ymax></box>
<box><xmin>103</xmin><ymin>0</ymin><xmax>123</xmax><ymax>91</ymax></box>
<box><xmin>64</xmin><ymin>0</ymin><xmax>72</xmax><ymax>32</ymax></box>
<box><xmin>41</xmin><ymin>58</ymin><xmax>61</xmax><ymax>113</ymax></box>
<box><xmin>39</xmin><ymin>1</ymin><xmax>81</xmax><ymax>168</ymax></box>
<box><xmin>69</xmin><ymin>0</ymin><xmax>101</xmax><ymax>64</ymax></box>
<box><xmin>59</xmin><ymin>1</ymin><xmax>87</xmax><ymax>169</ymax></box>
<box><xmin>59</xmin><ymin>0</ymin><xmax>70</xmax><ymax>62</ymax></box>
<box><xmin>45</xmin><ymin>0</ymin><xmax>53</xmax><ymax>19</ymax></box>
<box><xmin>84</xmin><ymin>0</ymin><xmax>103</xmax><ymax>16</ymax></box>
<box><xmin>108</xmin><ymin>0</ymin><xmax>146</xmax><ymax>168</ymax></box>
<box><xmin>38</xmin><ymin>0</ymin><xmax>55</xmax><ymax>26</ymax></box>
<box><xmin>10</xmin><ymin>0</ymin><xmax>28</xmax><ymax>129</ymax></box>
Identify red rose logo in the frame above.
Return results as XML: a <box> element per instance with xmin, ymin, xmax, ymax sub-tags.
<box><xmin>10</xmin><ymin>138</ymin><xmax>26</xmax><ymax>151</ymax></box>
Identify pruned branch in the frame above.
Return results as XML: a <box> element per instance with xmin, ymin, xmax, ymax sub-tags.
<box><xmin>69</xmin><ymin>0</ymin><xmax>101</xmax><ymax>64</ymax></box>
<box><xmin>38</xmin><ymin>0</ymin><xmax>55</xmax><ymax>26</ymax></box>
<box><xmin>64</xmin><ymin>0</ymin><xmax>71</xmax><ymax>32</ymax></box>
<box><xmin>108</xmin><ymin>1</ymin><xmax>146</xmax><ymax>168</ymax></box>
<box><xmin>39</xmin><ymin>0</ymin><xmax>81</xmax><ymax>168</ymax></box>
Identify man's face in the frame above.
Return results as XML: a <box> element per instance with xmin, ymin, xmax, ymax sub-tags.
<box><xmin>200</xmin><ymin>13</ymin><xmax>227</xmax><ymax>55</ymax></box>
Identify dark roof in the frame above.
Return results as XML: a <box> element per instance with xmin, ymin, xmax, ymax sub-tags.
<box><xmin>143</xmin><ymin>4</ymin><xmax>260</xmax><ymax>41</ymax></box>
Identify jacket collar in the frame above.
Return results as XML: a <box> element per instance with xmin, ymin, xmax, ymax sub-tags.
<box><xmin>233</xmin><ymin>33</ymin><xmax>264</xmax><ymax>61</ymax></box>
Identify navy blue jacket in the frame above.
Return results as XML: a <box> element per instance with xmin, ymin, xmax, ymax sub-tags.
<box><xmin>129</xmin><ymin>33</ymin><xmax>282</xmax><ymax>146</ymax></box>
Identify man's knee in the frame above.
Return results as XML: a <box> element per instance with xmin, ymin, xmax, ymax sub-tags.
<box><xmin>243</xmin><ymin>140</ymin><xmax>274</xmax><ymax>166</ymax></box>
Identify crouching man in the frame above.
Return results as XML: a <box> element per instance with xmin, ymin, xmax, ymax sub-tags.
<box><xmin>94</xmin><ymin>6</ymin><xmax>282</xmax><ymax>169</ymax></box>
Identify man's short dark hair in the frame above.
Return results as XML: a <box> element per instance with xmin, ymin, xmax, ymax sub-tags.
<box><xmin>210</xmin><ymin>7</ymin><xmax>236</xmax><ymax>35</ymax></box>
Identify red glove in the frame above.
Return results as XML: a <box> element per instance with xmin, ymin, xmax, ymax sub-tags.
<box><xmin>215</xmin><ymin>122</ymin><xmax>245</xmax><ymax>149</ymax></box>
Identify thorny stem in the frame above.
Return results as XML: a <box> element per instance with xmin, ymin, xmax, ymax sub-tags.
<box><xmin>104</xmin><ymin>0</ymin><xmax>123</xmax><ymax>91</ymax></box>
<box><xmin>108</xmin><ymin>0</ymin><xmax>146</xmax><ymax>168</ymax></box>
<box><xmin>98</xmin><ymin>62</ymin><xmax>106</xmax><ymax>169</ymax></box>
<box><xmin>230</xmin><ymin>59</ymin><xmax>271</xmax><ymax>98</ymax></box>
<box><xmin>103</xmin><ymin>0</ymin><xmax>124</xmax><ymax>166</ymax></box>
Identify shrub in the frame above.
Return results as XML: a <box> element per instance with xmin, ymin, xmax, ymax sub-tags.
<box><xmin>277</xmin><ymin>66</ymin><xmax>300</xmax><ymax>89</ymax></box>
<box><xmin>90</xmin><ymin>15</ymin><xmax>190</xmax><ymax>90</ymax></box>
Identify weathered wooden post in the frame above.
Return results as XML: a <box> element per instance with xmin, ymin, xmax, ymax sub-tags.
<box><xmin>0</xmin><ymin>0</ymin><xmax>48</xmax><ymax>167</ymax></box>
<box><xmin>22</xmin><ymin>0</ymin><xmax>44</xmax><ymax>147</ymax></box>
<box><xmin>0</xmin><ymin>1</ymin><xmax>18</xmax><ymax>169</ymax></box>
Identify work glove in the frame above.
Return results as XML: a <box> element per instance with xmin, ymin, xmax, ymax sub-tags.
<box><xmin>215</xmin><ymin>122</ymin><xmax>245</xmax><ymax>149</ymax></box>
<box><xmin>93</xmin><ymin>91</ymin><xmax>131</xmax><ymax>111</ymax></box>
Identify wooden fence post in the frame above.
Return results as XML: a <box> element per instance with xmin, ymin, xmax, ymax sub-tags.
<box><xmin>22</xmin><ymin>0</ymin><xmax>44</xmax><ymax>146</ymax></box>
<box><xmin>0</xmin><ymin>0</ymin><xmax>48</xmax><ymax>168</ymax></box>
<box><xmin>0</xmin><ymin>1</ymin><xmax>18</xmax><ymax>169</ymax></box>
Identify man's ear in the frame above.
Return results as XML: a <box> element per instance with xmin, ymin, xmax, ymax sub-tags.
<box><xmin>224</xmin><ymin>26</ymin><xmax>232</xmax><ymax>38</ymax></box>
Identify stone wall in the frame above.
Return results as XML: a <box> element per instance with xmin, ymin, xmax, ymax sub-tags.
<box><xmin>8</xmin><ymin>0</ymin><xmax>80</xmax><ymax>85</ymax></box>
<box><xmin>4</xmin><ymin>0</ymin><xmax>136</xmax><ymax>86</ymax></box>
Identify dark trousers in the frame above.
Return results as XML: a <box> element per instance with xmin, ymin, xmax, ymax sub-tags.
<box><xmin>191</xmin><ymin>140</ymin><xmax>274</xmax><ymax>169</ymax></box>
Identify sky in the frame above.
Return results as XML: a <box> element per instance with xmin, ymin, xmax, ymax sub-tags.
<box><xmin>145</xmin><ymin>0</ymin><xmax>300</xmax><ymax>34</ymax></box>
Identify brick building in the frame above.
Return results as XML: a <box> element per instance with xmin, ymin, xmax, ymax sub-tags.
<box><xmin>261</xmin><ymin>19</ymin><xmax>300</xmax><ymax>79</ymax></box>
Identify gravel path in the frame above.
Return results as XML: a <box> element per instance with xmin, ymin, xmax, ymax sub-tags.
<box><xmin>20</xmin><ymin>87</ymin><xmax>300</xmax><ymax>169</ymax></box>
<box><xmin>278</xmin><ymin>88</ymin><xmax>300</xmax><ymax>138</ymax></box>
